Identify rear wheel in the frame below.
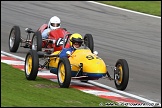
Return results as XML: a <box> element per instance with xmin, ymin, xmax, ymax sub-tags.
<box><xmin>114</xmin><ymin>59</ymin><xmax>129</xmax><ymax>90</ymax></box>
<box><xmin>25</xmin><ymin>50</ymin><xmax>39</xmax><ymax>80</ymax></box>
<box><xmin>8</xmin><ymin>26</ymin><xmax>21</xmax><ymax>52</ymax></box>
<box><xmin>31</xmin><ymin>31</ymin><xmax>42</xmax><ymax>51</ymax></box>
<box><xmin>84</xmin><ymin>34</ymin><xmax>94</xmax><ymax>52</ymax></box>
<box><xmin>57</xmin><ymin>57</ymin><xmax>71</xmax><ymax>88</ymax></box>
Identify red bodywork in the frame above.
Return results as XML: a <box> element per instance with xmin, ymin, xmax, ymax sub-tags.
<box><xmin>38</xmin><ymin>24</ymin><xmax>70</xmax><ymax>52</ymax></box>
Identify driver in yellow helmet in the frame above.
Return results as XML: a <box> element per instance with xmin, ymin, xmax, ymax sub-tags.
<box><xmin>59</xmin><ymin>33</ymin><xmax>83</xmax><ymax>58</ymax></box>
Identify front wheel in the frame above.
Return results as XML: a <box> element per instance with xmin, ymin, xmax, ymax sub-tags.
<box><xmin>114</xmin><ymin>59</ymin><xmax>129</xmax><ymax>90</ymax></box>
<box><xmin>8</xmin><ymin>26</ymin><xmax>21</xmax><ymax>52</ymax></box>
<box><xmin>57</xmin><ymin>57</ymin><xmax>71</xmax><ymax>88</ymax></box>
<box><xmin>24</xmin><ymin>50</ymin><xmax>39</xmax><ymax>80</ymax></box>
<box><xmin>31</xmin><ymin>31</ymin><xmax>42</xmax><ymax>51</ymax></box>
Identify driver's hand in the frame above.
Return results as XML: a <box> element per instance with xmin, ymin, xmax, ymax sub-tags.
<box><xmin>66</xmin><ymin>51</ymin><xmax>71</xmax><ymax>55</ymax></box>
<box><xmin>47</xmin><ymin>32</ymin><xmax>50</xmax><ymax>35</ymax></box>
<box><xmin>47</xmin><ymin>30</ymin><xmax>51</xmax><ymax>35</ymax></box>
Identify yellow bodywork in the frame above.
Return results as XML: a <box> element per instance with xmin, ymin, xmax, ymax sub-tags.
<box><xmin>69</xmin><ymin>49</ymin><xmax>107</xmax><ymax>73</ymax></box>
<box><xmin>49</xmin><ymin>51</ymin><xmax>60</xmax><ymax>68</ymax></box>
<box><xmin>49</xmin><ymin>49</ymin><xmax>107</xmax><ymax>77</ymax></box>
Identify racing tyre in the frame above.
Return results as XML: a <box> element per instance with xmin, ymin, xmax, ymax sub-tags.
<box><xmin>25</xmin><ymin>50</ymin><xmax>39</xmax><ymax>80</ymax></box>
<box><xmin>84</xmin><ymin>34</ymin><xmax>94</xmax><ymax>52</ymax></box>
<box><xmin>31</xmin><ymin>31</ymin><xmax>42</xmax><ymax>51</ymax></box>
<box><xmin>114</xmin><ymin>59</ymin><xmax>129</xmax><ymax>90</ymax></box>
<box><xmin>8</xmin><ymin>26</ymin><xmax>21</xmax><ymax>52</ymax></box>
<box><xmin>57</xmin><ymin>57</ymin><xmax>71</xmax><ymax>88</ymax></box>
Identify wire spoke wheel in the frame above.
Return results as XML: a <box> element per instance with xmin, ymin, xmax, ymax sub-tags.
<box><xmin>31</xmin><ymin>31</ymin><xmax>42</xmax><ymax>51</ymax></box>
<box><xmin>8</xmin><ymin>26</ymin><xmax>21</xmax><ymax>52</ymax></box>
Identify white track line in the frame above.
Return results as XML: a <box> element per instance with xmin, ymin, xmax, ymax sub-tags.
<box><xmin>88</xmin><ymin>80</ymin><xmax>160</xmax><ymax>106</ymax></box>
<box><xmin>1</xmin><ymin>51</ymin><xmax>25</xmax><ymax>61</ymax></box>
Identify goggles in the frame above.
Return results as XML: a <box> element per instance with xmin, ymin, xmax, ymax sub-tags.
<box><xmin>51</xmin><ymin>23</ymin><xmax>60</xmax><ymax>27</ymax></box>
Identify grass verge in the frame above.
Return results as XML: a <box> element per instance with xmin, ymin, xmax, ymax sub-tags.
<box><xmin>1</xmin><ymin>62</ymin><xmax>121</xmax><ymax>107</ymax></box>
<box><xmin>97</xmin><ymin>1</ymin><xmax>161</xmax><ymax>16</ymax></box>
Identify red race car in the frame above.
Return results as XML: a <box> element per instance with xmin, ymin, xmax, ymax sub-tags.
<box><xmin>9</xmin><ymin>24</ymin><xmax>93</xmax><ymax>54</ymax></box>
<box><xmin>8</xmin><ymin>24</ymin><xmax>72</xmax><ymax>53</ymax></box>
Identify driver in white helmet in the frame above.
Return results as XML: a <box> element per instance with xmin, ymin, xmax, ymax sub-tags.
<box><xmin>42</xmin><ymin>16</ymin><xmax>61</xmax><ymax>39</ymax></box>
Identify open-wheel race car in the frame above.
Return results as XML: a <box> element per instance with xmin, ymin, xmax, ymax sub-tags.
<box><xmin>24</xmin><ymin>31</ymin><xmax>129</xmax><ymax>91</ymax></box>
<box><xmin>9</xmin><ymin>24</ymin><xmax>84</xmax><ymax>53</ymax></box>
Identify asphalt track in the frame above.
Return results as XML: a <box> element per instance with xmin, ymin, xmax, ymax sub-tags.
<box><xmin>1</xmin><ymin>1</ymin><xmax>161</xmax><ymax>104</ymax></box>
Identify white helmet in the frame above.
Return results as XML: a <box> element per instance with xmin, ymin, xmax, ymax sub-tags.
<box><xmin>48</xmin><ymin>16</ymin><xmax>61</xmax><ymax>30</ymax></box>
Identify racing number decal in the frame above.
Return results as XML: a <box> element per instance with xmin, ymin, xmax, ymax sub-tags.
<box><xmin>86</xmin><ymin>55</ymin><xmax>94</xmax><ymax>60</ymax></box>
<box><xmin>86</xmin><ymin>55</ymin><xmax>101</xmax><ymax>60</ymax></box>
<box><xmin>56</xmin><ymin>38</ymin><xmax>67</xmax><ymax>47</ymax></box>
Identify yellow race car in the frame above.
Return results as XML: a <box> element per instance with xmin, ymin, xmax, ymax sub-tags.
<box><xmin>24</xmin><ymin>33</ymin><xmax>129</xmax><ymax>91</ymax></box>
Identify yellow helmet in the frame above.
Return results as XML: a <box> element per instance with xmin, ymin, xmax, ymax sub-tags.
<box><xmin>69</xmin><ymin>33</ymin><xmax>83</xmax><ymax>46</ymax></box>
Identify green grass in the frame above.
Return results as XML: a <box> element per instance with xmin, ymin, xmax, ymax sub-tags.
<box><xmin>97</xmin><ymin>1</ymin><xmax>161</xmax><ymax>16</ymax></box>
<box><xmin>1</xmin><ymin>62</ymin><xmax>122</xmax><ymax>107</ymax></box>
